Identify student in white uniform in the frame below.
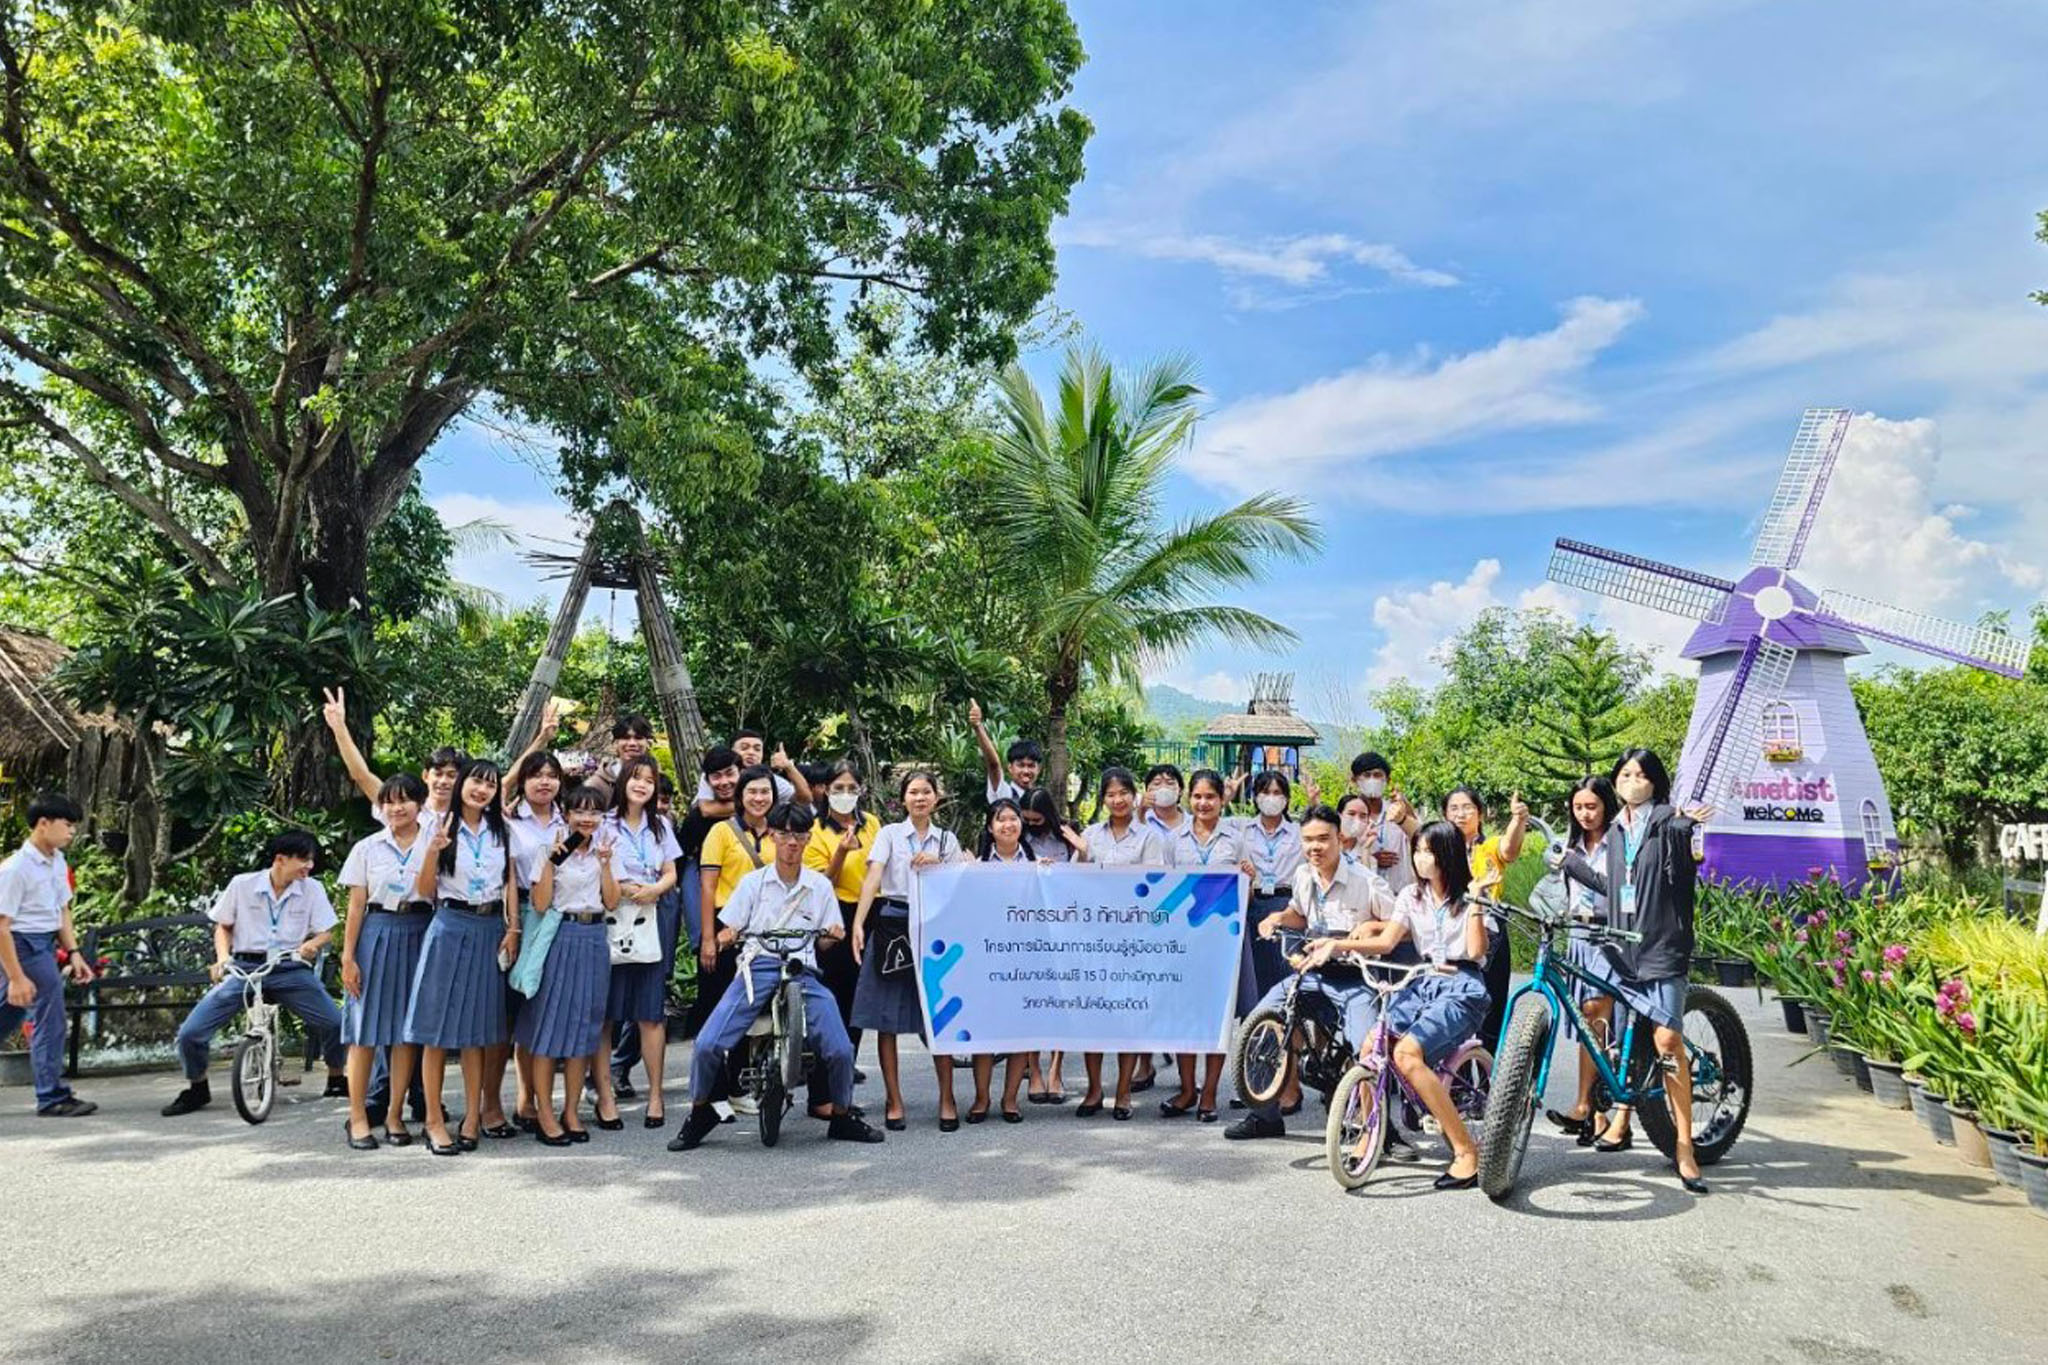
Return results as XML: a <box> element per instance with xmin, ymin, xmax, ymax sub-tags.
<box><xmin>1346</xmin><ymin>751</ymin><xmax>1416</xmax><ymax>894</ymax></box>
<box><xmin>517</xmin><ymin>785</ymin><xmax>618</xmax><ymax>1146</ymax></box>
<box><xmin>967</xmin><ymin>697</ymin><xmax>1042</xmax><ymax>804</ymax></box>
<box><xmin>593</xmin><ymin>754</ymin><xmax>682</xmax><ymax>1130</ymax></box>
<box><xmin>161</xmin><ymin>831</ymin><xmax>348</xmax><ymax>1123</ymax></box>
<box><xmin>688</xmin><ymin>728</ymin><xmax>812</xmax><ymax>807</ymax></box>
<box><xmin>0</xmin><ymin>792</ymin><xmax>97</xmax><ymax>1117</ymax></box>
<box><xmin>1237</xmin><ymin>770</ymin><xmax>1303</xmax><ymax>1010</ymax></box>
<box><xmin>503</xmin><ymin>750</ymin><xmax>567</xmax><ymax>1131</ymax></box>
<box><xmin>336</xmin><ymin>775</ymin><xmax>435</xmax><ymax>1148</ymax></box>
<box><xmin>1075</xmin><ymin>767</ymin><xmax>1165</xmax><ymax>1121</ymax></box>
<box><xmin>1161</xmin><ymin>768</ymin><xmax>1239</xmax><ymax>1123</ymax></box>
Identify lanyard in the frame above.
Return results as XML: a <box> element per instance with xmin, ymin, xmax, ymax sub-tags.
<box><xmin>458</xmin><ymin>822</ymin><xmax>494</xmax><ymax>897</ymax></box>
<box><xmin>619</xmin><ymin>817</ymin><xmax>654</xmax><ymax>875</ymax></box>
<box><xmin>1307</xmin><ymin>871</ymin><xmax>1336</xmax><ymax>928</ymax></box>
<box><xmin>1187</xmin><ymin>824</ymin><xmax>1226</xmax><ymax>865</ymax></box>
<box><xmin>907</xmin><ymin>824</ymin><xmax>944</xmax><ymax>856</ymax></box>
<box><xmin>1253</xmin><ymin>822</ymin><xmax>1287</xmax><ymax>871</ymax></box>
<box><xmin>261</xmin><ymin>881</ymin><xmax>294</xmax><ymax>942</ymax></box>
<box><xmin>385</xmin><ymin>834</ymin><xmax>420</xmax><ymax>898</ymax></box>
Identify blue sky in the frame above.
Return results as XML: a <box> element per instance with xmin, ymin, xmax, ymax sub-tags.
<box><xmin>423</xmin><ymin>0</ymin><xmax>2048</xmax><ymax>722</ymax></box>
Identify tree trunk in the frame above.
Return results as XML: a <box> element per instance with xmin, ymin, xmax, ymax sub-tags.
<box><xmin>282</xmin><ymin>450</ymin><xmax>376</xmax><ymax>810</ymax></box>
<box><xmin>1043</xmin><ymin>653</ymin><xmax>1080</xmax><ymax>818</ymax></box>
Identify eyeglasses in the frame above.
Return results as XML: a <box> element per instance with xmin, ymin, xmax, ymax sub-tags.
<box><xmin>771</xmin><ymin>830</ymin><xmax>810</xmax><ymax>843</ymax></box>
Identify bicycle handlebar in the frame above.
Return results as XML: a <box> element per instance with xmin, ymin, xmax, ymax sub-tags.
<box><xmin>1465</xmin><ymin>893</ymin><xmax>1642</xmax><ymax>944</ymax></box>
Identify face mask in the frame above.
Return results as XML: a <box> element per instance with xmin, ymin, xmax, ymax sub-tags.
<box><xmin>1617</xmin><ymin>776</ymin><xmax>1655</xmax><ymax>807</ymax></box>
<box><xmin>828</xmin><ymin>791</ymin><xmax>860</xmax><ymax>816</ymax></box>
<box><xmin>1340</xmin><ymin>815</ymin><xmax>1365</xmax><ymax>840</ymax></box>
<box><xmin>1413</xmin><ymin>850</ymin><xmax>1436</xmax><ymax>881</ymax></box>
<box><xmin>1151</xmin><ymin>786</ymin><xmax>1180</xmax><ymax>809</ymax></box>
<box><xmin>1355</xmin><ymin>777</ymin><xmax>1386</xmax><ymax>799</ymax></box>
<box><xmin>1256</xmin><ymin>793</ymin><xmax>1288</xmax><ymax>818</ymax></box>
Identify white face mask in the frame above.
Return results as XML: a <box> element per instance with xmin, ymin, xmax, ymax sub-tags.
<box><xmin>1256</xmin><ymin>793</ymin><xmax>1288</xmax><ymax>818</ymax></box>
<box><xmin>1151</xmin><ymin>786</ymin><xmax>1180</xmax><ymax>809</ymax></box>
<box><xmin>827</xmin><ymin>791</ymin><xmax>860</xmax><ymax>816</ymax></box>
<box><xmin>1355</xmin><ymin>777</ymin><xmax>1386</xmax><ymax>799</ymax></box>
<box><xmin>1616</xmin><ymin>776</ymin><xmax>1655</xmax><ymax>807</ymax></box>
<box><xmin>1340</xmin><ymin>815</ymin><xmax>1365</xmax><ymax>840</ymax></box>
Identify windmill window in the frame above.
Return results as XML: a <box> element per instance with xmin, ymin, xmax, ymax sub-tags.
<box><xmin>1762</xmin><ymin>703</ymin><xmax>1801</xmax><ymax>748</ymax></box>
<box><xmin>1860</xmin><ymin>801</ymin><xmax>1886</xmax><ymax>859</ymax></box>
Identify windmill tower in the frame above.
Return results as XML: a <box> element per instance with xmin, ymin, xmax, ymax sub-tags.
<box><xmin>1549</xmin><ymin>409</ymin><xmax>2030</xmax><ymax>889</ymax></box>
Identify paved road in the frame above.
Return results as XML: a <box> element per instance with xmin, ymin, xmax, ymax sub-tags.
<box><xmin>4</xmin><ymin>990</ymin><xmax>2044</xmax><ymax>1364</ymax></box>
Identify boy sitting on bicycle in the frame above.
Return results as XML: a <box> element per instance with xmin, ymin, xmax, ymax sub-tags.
<box><xmin>162</xmin><ymin>831</ymin><xmax>348</xmax><ymax>1117</ymax></box>
<box><xmin>668</xmin><ymin>802</ymin><xmax>884</xmax><ymax>1151</ymax></box>
<box><xmin>1226</xmin><ymin>804</ymin><xmax>1396</xmax><ymax>1142</ymax></box>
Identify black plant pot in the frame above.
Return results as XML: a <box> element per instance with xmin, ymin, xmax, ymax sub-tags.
<box><xmin>1829</xmin><ymin>1045</ymin><xmax>1861</xmax><ymax>1080</ymax></box>
<box><xmin>1778</xmin><ymin>997</ymin><xmax>1807</xmax><ymax>1035</ymax></box>
<box><xmin>1713</xmin><ymin>958</ymin><xmax>1748</xmax><ymax>987</ymax></box>
<box><xmin>2014</xmin><ymin>1147</ymin><xmax>2048</xmax><ymax>1217</ymax></box>
<box><xmin>1984</xmin><ymin>1126</ymin><xmax>2026</xmax><ymax>1188</ymax></box>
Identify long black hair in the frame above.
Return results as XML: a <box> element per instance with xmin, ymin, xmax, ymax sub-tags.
<box><xmin>981</xmin><ymin>797</ymin><xmax>1027</xmax><ymax>860</ymax></box>
<box><xmin>609</xmin><ymin>753</ymin><xmax>672</xmax><ymax>842</ymax></box>
<box><xmin>1568</xmin><ymin>776</ymin><xmax>1619</xmax><ymax>849</ymax></box>
<box><xmin>439</xmin><ymin>757</ymin><xmax>509</xmax><ymax>876</ymax></box>
<box><xmin>1412</xmin><ymin>820</ymin><xmax>1473</xmax><ymax>903</ymax></box>
<box><xmin>820</xmin><ymin>759</ymin><xmax>864</xmax><ymax>829</ymax></box>
<box><xmin>1611</xmin><ymin>748</ymin><xmax>1673</xmax><ymax>805</ymax></box>
<box><xmin>510</xmin><ymin>749</ymin><xmax>566</xmax><ymax>813</ymax></box>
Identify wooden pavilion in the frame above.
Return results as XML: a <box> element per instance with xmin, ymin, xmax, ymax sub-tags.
<box><xmin>1198</xmin><ymin>672</ymin><xmax>1320</xmax><ymax>784</ymax></box>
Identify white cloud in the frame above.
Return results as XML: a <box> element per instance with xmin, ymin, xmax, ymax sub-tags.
<box><xmin>1063</xmin><ymin>226</ymin><xmax>1458</xmax><ymax>291</ymax></box>
<box><xmin>1366</xmin><ymin>558</ymin><xmax>1578</xmax><ymax>688</ymax></box>
<box><xmin>429</xmin><ymin>492</ymin><xmax>589</xmax><ymax>618</ymax></box>
<box><xmin>1188</xmin><ymin>296</ymin><xmax>1642</xmax><ymax>492</ymax></box>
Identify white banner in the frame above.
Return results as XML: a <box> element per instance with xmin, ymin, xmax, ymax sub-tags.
<box><xmin>911</xmin><ymin>863</ymin><xmax>1246</xmax><ymax>1053</ymax></box>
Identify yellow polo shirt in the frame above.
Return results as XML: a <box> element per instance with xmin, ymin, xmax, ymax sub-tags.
<box><xmin>700</xmin><ymin>818</ymin><xmax>768</xmax><ymax>910</ymax></box>
<box><xmin>804</xmin><ymin>812</ymin><xmax>881</xmax><ymax>903</ymax></box>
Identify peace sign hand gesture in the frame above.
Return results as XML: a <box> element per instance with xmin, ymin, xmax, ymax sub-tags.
<box><xmin>427</xmin><ymin>823</ymin><xmax>453</xmax><ymax>857</ymax></box>
<box><xmin>320</xmin><ymin>686</ymin><xmax>348</xmax><ymax>732</ymax></box>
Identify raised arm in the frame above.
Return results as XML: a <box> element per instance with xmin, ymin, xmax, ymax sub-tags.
<box><xmin>771</xmin><ymin>744</ymin><xmax>813</xmax><ymax>807</ymax></box>
<box><xmin>321</xmin><ymin>686</ymin><xmax>384</xmax><ymax>805</ymax></box>
<box><xmin>1498</xmin><ymin>792</ymin><xmax>1530</xmax><ymax>865</ymax></box>
<box><xmin>502</xmin><ymin>698</ymin><xmax>563</xmax><ymax>803</ymax></box>
<box><xmin>967</xmin><ymin>698</ymin><xmax>1003</xmax><ymax>791</ymax></box>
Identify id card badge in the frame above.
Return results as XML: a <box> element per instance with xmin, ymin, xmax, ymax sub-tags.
<box><xmin>1620</xmin><ymin>882</ymin><xmax>1638</xmax><ymax>918</ymax></box>
<box><xmin>1259</xmin><ymin>873</ymin><xmax>1276</xmax><ymax>896</ymax></box>
<box><xmin>468</xmin><ymin>874</ymin><xmax>487</xmax><ymax>903</ymax></box>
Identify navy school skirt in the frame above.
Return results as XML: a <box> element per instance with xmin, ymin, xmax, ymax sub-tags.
<box><xmin>606</xmin><ymin>890</ymin><xmax>681</xmax><ymax>1023</ymax></box>
<box><xmin>851</xmin><ymin>907</ymin><xmax>925</xmax><ymax>1037</ymax></box>
<box><xmin>516</xmin><ymin>920</ymin><xmax>611</xmax><ymax>1060</ymax></box>
<box><xmin>342</xmin><ymin>909</ymin><xmax>430</xmax><ymax>1048</ymax></box>
<box><xmin>1383</xmin><ymin>967</ymin><xmax>1490</xmax><ymax>1068</ymax></box>
<box><xmin>404</xmin><ymin>904</ymin><xmax>510</xmax><ymax>1050</ymax></box>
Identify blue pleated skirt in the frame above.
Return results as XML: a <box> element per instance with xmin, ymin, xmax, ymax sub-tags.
<box><xmin>403</xmin><ymin>906</ymin><xmax>509</xmax><ymax>1049</ymax></box>
<box><xmin>852</xmin><ymin>910</ymin><xmax>925</xmax><ymax>1036</ymax></box>
<box><xmin>342</xmin><ymin>912</ymin><xmax>429</xmax><ymax>1048</ymax></box>
<box><xmin>515</xmin><ymin>920</ymin><xmax>611</xmax><ymax>1059</ymax></box>
<box><xmin>1383</xmin><ymin>968</ymin><xmax>1490</xmax><ymax>1068</ymax></box>
<box><xmin>606</xmin><ymin>891</ymin><xmax>680</xmax><ymax>1023</ymax></box>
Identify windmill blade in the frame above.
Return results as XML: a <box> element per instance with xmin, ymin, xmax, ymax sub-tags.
<box><xmin>1750</xmin><ymin>408</ymin><xmax>1852</xmax><ymax>571</ymax></box>
<box><xmin>1548</xmin><ymin>539</ymin><xmax>1734</xmax><ymax>623</ymax></box>
<box><xmin>1687</xmin><ymin>635</ymin><xmax>1799</xmax><ymax>805</ymax></box>
<box><xmin>1812</xmin><ymin>590</ymin><xmax>2031</xmax><ymax>679</ymax></box>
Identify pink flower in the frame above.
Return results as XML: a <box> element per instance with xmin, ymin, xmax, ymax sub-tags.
<box><xmin>1956</xmin><ymin>1012</ymin><xmax>1977</xmax><ymax>1036</ymax></box>
<box><xmin>1879</xmin><ymin>970</ymin><xmax>1896</xmax><ymax>986</ymax></box>
<box><xmin>1835</xmin><ymin>929</ymin><xmax>1854</xmax><ymax>946</ymax></box>
<box><xmin>1861</xmin><ymin>969</ymin><xmax>1876</xmax><ymax>982</ymax></box>
<box><xmin>1882</xmin><ymin>944</ymin><xmax>1907</xmax><ymax>966</ymax></box>
<box><xmin>1794</xmin><ymin>929</ymin><xmax>1810</xmax><ymax>944</ymax></box>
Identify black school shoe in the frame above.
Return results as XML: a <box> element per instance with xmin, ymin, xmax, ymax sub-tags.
<box><xmin>38</xmin><ymin>1097</ymin><xmax>97</xmax><ymax>1117</ymax></box>
<box><xmin>828</xmin><ymin>1113</ymin><xmax>886</xmax><ymax>1143</ymax></box>
<box><xmin>667</xmin><ymin>1107</ymin><xmax>722</xmax><ymax>1152</ymax></box>
<box><xmin>161</xmin><ymin>1081</ymin><xmax>212</xmax><ymax>1117</ymax></box>
<box><xmin>322</xmin><ymin>1073</ymin><xmax>350</xmax><ymax>1099</ymax></box>
<box><xmin>1223</xmin><ymin>1114</ymin><xmax>1285</xmax><ymax>1141</ymax></box>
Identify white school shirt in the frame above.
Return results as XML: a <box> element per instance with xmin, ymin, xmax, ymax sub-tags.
<box><xmin>1143</xmin><ymin>806</ymin><xmax>1189</xmax><ymax>838</ymax></box>
<box><xmin>374</xmin><ymin>803</ymin><xmax>447</xmax><ymax>839</ymax></box>
<box><xmin>604</xmin><ymin>810</ymin><xmax>683</xmax><ymax>886</ymax></box>
<box><xmin>338</xmin><ymin>827</ymin><xmax>431</xmax><ymax>909</ymax></box>
<box><xmin>1566</xmin><ymin>829</ymin><xmax>1611</xmax><ymax>921</ymax></box>
<box><xmin>1167</xmin><ymin>820</ymin><xmax>1239</xmax><ymax>870</ymax></box>
<box><xmin>695</xmin><ymin>773</ymin><xmax>795</xmax><ymax>804</ymax></box>
<box><xmin>547</xmin><ymin>850</ymin><xmax>607</xmax><ymax>915</ymax></box>
<box><xmin>1292</xmin><ymin>859</ymin><xmax>1394</xmax><ymax>937</ymax></box>
<box><xmin>211</xmin><ymin>870</ymin><xmax>337</xmax><ymax>957</ymax></box>
<box><xmin>505</xmin><ymin>802</ymin><xmax>566</xmax><ymax>891</ymax></box>
<box><xmin>1023</xmin><ymin>828</ymin><xmax>1072</xmax><ymax>863</ymax></box>
<box><xmin>1082</xmin><ymin>820</ymin><xmax>1165</xmax><ymax>866</ymax></box>
<box><xmin>438</xmin><ymin>817</ymin><xmax>510</xmax><ymax>906</ymax></box>
<box><xmin>1391</xmin><ymin>884</ymin><xmax>1482</xmax><ymax>967</ymax></box>
<box><xmin>1241</xmin><ymin>816</ymin><xmax>1304</xmax><ymax>894</ymax></box>
<box><xmin>1348</xmin><ymin>804</ymin><xmax>1414</xmax><ymax>896</ymax></box>
<box><xmin>0</xmin><ymin>841</ymin><xmax>72</xmax><ymax>933</ymax></box>
<box><xmin>868</xmin><ymin>820</ymin><xmax>961</xmax><ymax>903</ymax></box>
<box><xmin>986</xmin><ymin>776</ymin><xmax>1026</xmax><ymax>805</ymax></box>
<box><xmin>720</xmin><ymin>864</ymin><xmax>840</xmax><ymax>969</ymax></box>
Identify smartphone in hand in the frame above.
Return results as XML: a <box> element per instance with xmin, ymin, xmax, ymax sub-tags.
<box><xmin>551</xmin><ymin>830</ymin><xmax>587</xmax><ymax>866</ymax></box>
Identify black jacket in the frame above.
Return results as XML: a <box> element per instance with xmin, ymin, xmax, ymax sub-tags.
<box><xmin>1559</xmin><ymin>803</ymin><xmax>1699</xmax><ymax>981</ymax></box>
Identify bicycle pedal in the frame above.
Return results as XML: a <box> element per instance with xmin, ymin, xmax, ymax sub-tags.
<box><xmin>1419</xmin><ymin>1116</ymin><xmax>1442</xmax><ymax>1136</ymax></box>
<box><xmin>279</xmin><ymin>1076</ymin><xmax>301</xmax><ymax>1087</ymax></box>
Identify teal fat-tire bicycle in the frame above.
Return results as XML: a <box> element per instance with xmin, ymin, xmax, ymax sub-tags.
<box><xmin>1471</xmin><ymin>822</ymin><xmax>1753</xmax><ymax>1201</ymax></box>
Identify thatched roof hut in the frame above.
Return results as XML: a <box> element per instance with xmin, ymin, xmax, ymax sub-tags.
<box><xmin>0</xmin><ymin>626</ymin><xmax>133</xmax><ymax>827</ymax></box>
<box><xmin>1198</xmin><ymin>672</ymin><xmax>1321</xmax><ymax>783</ymax></box>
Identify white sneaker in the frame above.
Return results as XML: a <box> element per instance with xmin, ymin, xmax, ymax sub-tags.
<box><xmin>729</xmin><ymin>1093</ymin><xmax>760</xmax><ymax>1117</ymax></box>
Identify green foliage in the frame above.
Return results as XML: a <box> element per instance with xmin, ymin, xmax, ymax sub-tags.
<box><xmin>1521</xmin><ymin>625</ymin><xmax>1637</xmax><ymax>784</ymax></box>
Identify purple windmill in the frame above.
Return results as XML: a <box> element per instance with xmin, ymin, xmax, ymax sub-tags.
<box><xmin>1549</xmin><ymin>408</ymin><xmax>2030</xmax><ymax>890</ymax></box>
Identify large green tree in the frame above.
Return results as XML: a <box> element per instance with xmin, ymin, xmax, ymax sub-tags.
<box><xmin>1522</xmin><ymin>625</ymin><xmax>1637</xmax><ymax>784</ymax></box>
<box><xmin>0</xmin><ymin>0</ymin><xmax>1088</xmax><ymax>793</ymax></box>
<box><xmin>981</xmin><ymin>348</ymin><xmax>1321</xmax><ymax>810</ymax></box>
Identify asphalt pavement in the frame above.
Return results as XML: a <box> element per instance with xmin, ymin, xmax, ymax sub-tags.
<box><xmin>3</xmin><ymin>990</ymin><xmax>2044</xmax><ymax>1364</ymax></box>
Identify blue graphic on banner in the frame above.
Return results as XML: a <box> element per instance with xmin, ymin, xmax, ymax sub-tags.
<box><xmin>911</xmin><ymin>863</ymin><xmax>1247</xmax><ymax>1053</ymax></box>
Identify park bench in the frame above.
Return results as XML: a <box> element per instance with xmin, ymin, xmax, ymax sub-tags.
<box><xmin>61</xmin><ymin>914</ymin><xmax>342</xmax><ymax>1077</ymax></box>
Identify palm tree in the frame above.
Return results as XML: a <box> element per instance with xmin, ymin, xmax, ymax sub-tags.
<box><xmin>984</xmin><ymin>347</ymin><xmax>1321</xmax><ymax>810</ymax></box>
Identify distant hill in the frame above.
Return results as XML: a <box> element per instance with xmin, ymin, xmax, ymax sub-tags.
<box><xmin>1142</xmin><ymin>683</ymin><xmax>1344</xmax><ymax>747</ymax></box>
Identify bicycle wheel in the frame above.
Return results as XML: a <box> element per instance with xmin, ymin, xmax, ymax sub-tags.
<box><xmin>780</xmin><ymin>981</ymin><xmax>808</xmax><ymax>1091</ymax></box>
<box><xmin>231</xmin><ymin>1032</ymin><xmax>275</xmax><ymax>1125</ymax></box>
<box><xmin>1634</xmin><ymin>985</ymin><xmax>1752</xmax><ymax>1165</ymax></box>
<box><xmin>1477</xmin><ymin>999</ymin><xmax>1550</xmax><ymax>1201</ymax></box>
<box><xmin>1326</xmin><ymin>1063</ymin><xmax>1388</xmax><ymax>1191</ymax></box>
<box><xmin>1447</xmin><ymin>1045</ymin><xmax>1493</xmax><ymax>1139</ymax></box>
<box><xmin>1230</xmin><ymin>1006</ymin><xmax>1292</xmax><ymax>1108</ymax></box>
<box><xmin>759</xmin><ymin>1074</ymin><xmax>785</xmax><ymax>1148</ymax></box>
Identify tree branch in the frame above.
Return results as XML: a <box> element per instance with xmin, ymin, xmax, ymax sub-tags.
<box><xmin>0</xmin><ymin>324</ymin><xmax>227</xmax><ymax>485</ymax></box>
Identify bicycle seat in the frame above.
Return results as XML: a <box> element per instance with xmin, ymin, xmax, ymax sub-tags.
<box><xmin>744</xmin><ymin>1013</ymin><xmax>775</xmax><ymax>1039</ymax></box>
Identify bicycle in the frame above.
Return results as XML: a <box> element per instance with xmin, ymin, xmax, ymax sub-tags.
<box><xmin>1231</xmin><ymin>930</ymin><xmax>1361</xmax><ymax>1111</ymax></box>
<box><xmin>219</xmin><ymin>954</ymin><xmax>299</xmax><ymax>1125</ymax></box>
<box><xmin>732</xmin><ymin>928</ymin><xmax>824</xmax><ymax>1148</ymax></box>
<box><xmin>1471</xmin><ymin>817</ymin><xmax>1754</xmax><ymax>1199</ymax></box>
<box><xmin>1325</xmin><ymin>960</ymin><xmax>1494</xmax><ymax>1190</ymax></box>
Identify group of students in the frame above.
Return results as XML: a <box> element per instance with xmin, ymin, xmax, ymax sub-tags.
<box><xmin>0</xmin><ymin>692</ymin><xmax>1711</xmax><ymax>1191</ymax></box>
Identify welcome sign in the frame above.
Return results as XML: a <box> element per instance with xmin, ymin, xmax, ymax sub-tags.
<box><xmin>910</xmin><ymin>863</ymin><xmax>1246</xmax><ymax>1054</ymax></box>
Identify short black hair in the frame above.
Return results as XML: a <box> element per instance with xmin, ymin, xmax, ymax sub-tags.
<box><xmin>1414</xmin><ymin>821</ymin><xmax>1474</xmax><ymax>901</ymax></box>
<box><xmin>26</xmin><ymin>792</ymin><xmax>82</xmax><ymax>825</ymax></box>
<box><xmin>1350</xmin><ymin>751</ymin><xmax>1392</xmax><ymax>778</ymax></box>
<box><xmin>1187</xmin><ymin>768</ymin><xmax>1228</xmax><ymax>799</ymax></box>
<box><xmin>562</xmin><ymin>784</ymin><xmax>609</xmax><ymax>814</ymax></box>
<box><xmin>1299</xmin><ymin>802</ymin><xmax>1343</xmax><ymax>833</ymax></box>
<box><xmin>377</xmin><ymin>773</ymin><xmax>429</xmax><ymax>807</ymax></box>
<box><xmin>1097</xmin><ymin>766</ymin><xmax>1139</xmax><ymax>804</ymax></box>
<box><xmin>735</xmin><ymin>764</ymin><xmax>778</xmax><ymax>803</ymax></box>
<box><xmin>425</xmin><ymin>747</ymin><xmax>467</xmax><ymax>774</ymax></box>
<box><xmin>613</xmin><ymin>713</ymin><xmax>655</xmax><ymax>741</ymax></box>
<box><xmin>732</xmin><ymin>728</ymin><xmax>764</xmax><ymax>744</ymax></box>
<box><xmin>766</xmin><ymin>800</ymin><xmax>815</xmax><ymax>834</ymax></box>
<box><xmin>1612</xmin><ymin>748</ymin><xmax>1674</xmax><ymax>805</ymax></box>
<box><xmin>1006</xmin><ymin>739</ymin><xmax>1043</xmax><ymax>765</ymax></box>
<box><xmin>1143</xmin><ymin>763</ymin><xmax>1184</xmax><ymax>787</ymax></box>
<box><xmin>1251</xmin><ymin>769</ymin><xmax>1291</xmax><ymax>800</ymax></box>
<box><xmin>701</xmin><ymin>745</ymin><xmax>741</xmax><ymax>777</ymax></box>
<box><xmin>797</xmin><ymin>760</ymin><xmax>831</xmax><ymax>788</ymax></box>
<box><xmin>265</xmin><ymin>829</ymin><xmax>320</xmax><ymax>865</ymax></box>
